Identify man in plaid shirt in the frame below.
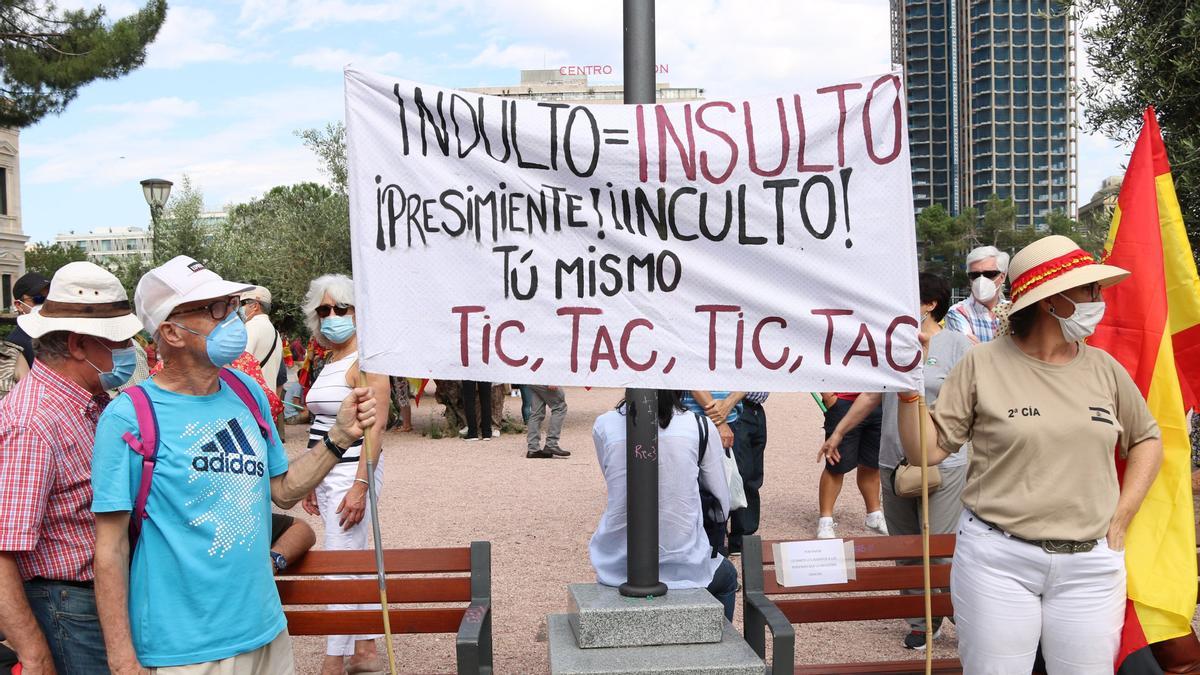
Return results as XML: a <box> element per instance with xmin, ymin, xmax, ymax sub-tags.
<box><xmin>0</xmin><ymin>262</ymin><xmax>144</xmax><ymax>674</ymax></box>
<box><xmin>944</xmin><ymin>245</ymin><xmax>1010</xmax><ymax>344</ymax></box>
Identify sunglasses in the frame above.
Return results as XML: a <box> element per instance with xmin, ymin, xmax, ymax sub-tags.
<box><xmin>315</xmin><ymin>304</ymin><xmax>352</xmax><ymax>318</ymax></box>
<box><xmin>967</xmin><ymin>270</ymin><xmax>1003</xmax><ymax>281</ymax></box>
<box><xmin>170</xmin><ymin>296</ymin><xmax>239</xmax><ymax>321</ymax></box>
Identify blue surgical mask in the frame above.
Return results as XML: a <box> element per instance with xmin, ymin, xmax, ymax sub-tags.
<box><xmin>320</xmin><ymin>316</ymin><xmax>356</xmax><ymax>344</ymax></box>
<box><xmin>88</xmin><ymin>341</ymin><xmax>138</xmax><ymax>390</ymax></box>
<box><xmin>172</xmin><ymin>313</ymin><xmax>248</xmax><ymax>367</ymax></box>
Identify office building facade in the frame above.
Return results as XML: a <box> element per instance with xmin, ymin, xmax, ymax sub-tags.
<box><xmin>892</xmin><ymin>0</ymin><xmax>1077</xmax><ymax>222</ymax></box>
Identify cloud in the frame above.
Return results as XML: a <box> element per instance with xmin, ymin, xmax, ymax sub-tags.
<box><xmin>237</xmin><ymin>0</ymin><xmax>426</xmax><ymax>33</ymax></box>
<box><xmin>468</xmin><ymin>44</ymin><xmax>568</xmax><ymax>70</ymax></box>
<box><xmin>146</xmin><ymin>5</ymin><xmax>251</xmax><ymax>68</ymax></box>
<box><xmin>23</xmin><ymin>86</ymin><xmax>341</xmax><ymax>202</ymax></box>
<box><xmin>291</xmin><ymin>47</ymin><xmax>412</xmax><ymax>74</ymax></box>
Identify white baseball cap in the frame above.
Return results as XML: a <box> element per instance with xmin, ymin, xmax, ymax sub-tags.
<box><xmin>18</xmin><ymin>261</ymin><xmax>144</xmax><ymax>341</ymax></box>
<box><xmin>241</xmin><ymin>285</ymin><xmax>272</xmax><ymax>306</ymax></box>
<box><xmin>135</xmin><ymin>256</ymin><xmax>253</xmax><ymax>334</ymax></box>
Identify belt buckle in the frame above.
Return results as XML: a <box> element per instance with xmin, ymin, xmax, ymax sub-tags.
<box><xmin>1040</xmin><ymin>539</ymin><xmax>1095</xmax><ymax>554</ymax></box>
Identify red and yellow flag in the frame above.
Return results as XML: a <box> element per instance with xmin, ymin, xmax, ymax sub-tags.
<box><xmin>1090</xmin><ymin>107</ymin><xmax>1199</xmax><ymax>672</ymax></box>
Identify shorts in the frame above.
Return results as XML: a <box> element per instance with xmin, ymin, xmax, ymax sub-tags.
<box><xmin>823</xmin><ymin>398</ymin><xmax>882</xmax><ymax>475</ymax></box>
<box><xmin>270</xmin><ymin>514</ymin><xmax>294</xmax><ymax>546</ymax></box>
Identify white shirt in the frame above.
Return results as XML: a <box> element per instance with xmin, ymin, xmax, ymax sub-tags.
<box><xmin>244</xmin><ymin>313</ymin><xmax>282</xmax><ymax>388</ymax></box>
<box><xmin>589</xmin><ymin>408</ymin><xmax>730</xmax><ymax>589</ymax></box>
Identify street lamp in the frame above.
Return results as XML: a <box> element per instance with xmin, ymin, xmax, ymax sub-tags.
<box><xmin>140</xmin><ymin>178</ymin><xmax>172</xmax><ymax>227</ymax></box>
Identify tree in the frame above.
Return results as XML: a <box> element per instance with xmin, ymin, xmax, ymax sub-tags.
<box><xmin>23</xmin><ymin>240</ymin><xmax>86</xmax><ymax>276</ymax></box>
<box><xmin>151</xmin><ymin>176</ymin><xmax>213</xmax><ymax>266</ymax></box>
<box><xmin>216</xmin><ymin>182</ymin><xmax>351</xmax><ymax>332</ymax></box>
<box><xmin>0</xmin><ymin>1</ymin><xmax>167</xmax><ymax>127</ymax></box>
<box><xmin>1071</xmin><ymin>0</ymin><xmax>1200</xmax><ymax>253</ymax></box>
<box><xmin>1045</xmin><ymin>210</ymin><xmax>1106</xmax><ymax>258</ymax></box>
<box><xmin>296</xmin><ymin>122</ymin><xmax>347</xmax><ymax>195</ymax></box>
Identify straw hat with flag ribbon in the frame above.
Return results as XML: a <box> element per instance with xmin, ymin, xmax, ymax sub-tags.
<box><xmin>1007</xmin><ymin>235</ymin><xmax>1130</xmax><ymax>314</ymax></box>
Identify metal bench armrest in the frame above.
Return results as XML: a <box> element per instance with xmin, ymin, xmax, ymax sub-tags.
<box><xmin>745</xmin><ymin>590</ymin><xmax>794</xmax><ymax>675</ymax></box>
<box><xmin>456</xmin><ymin>601</ymin><xmax>492</xmax><ymax>675</ymax></box>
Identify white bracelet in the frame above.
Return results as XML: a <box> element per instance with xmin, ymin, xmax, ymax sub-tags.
<box><xmin>354</xmin><ymin>478</ymin><xmax>369</xmax><ymax>487</ymax></box>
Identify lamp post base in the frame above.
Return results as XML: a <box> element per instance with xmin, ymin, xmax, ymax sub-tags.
<box><xmin>618</xmin><ymin>581</ymin><xmax>668</xmax><ymax>598</ymax></box>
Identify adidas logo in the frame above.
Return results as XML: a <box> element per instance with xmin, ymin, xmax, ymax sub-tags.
<box><xmin>191</xmin><ymin>418</ymin><xmax>266</xmax><ymax>476</ymax></box>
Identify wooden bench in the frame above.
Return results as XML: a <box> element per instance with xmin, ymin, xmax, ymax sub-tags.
<box><xmin>277</xmin><ymin>541</ymin><xmax>492</xmax><ymax>674</ymax></box>
<box><xmin>742</xmin><ymin>533</ymin><xmax>959</xmax><ymax>675</ymax></box>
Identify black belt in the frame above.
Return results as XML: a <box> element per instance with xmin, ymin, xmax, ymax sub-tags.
<box><xmin>970</xmin><ymin>512</ymin><xmax>1097</xmax><ymax>554</ymax></box>
<box><xmin>28</xmin><ymin>577</ymin><xmax>94</xmax><ymax>589</ymax></box>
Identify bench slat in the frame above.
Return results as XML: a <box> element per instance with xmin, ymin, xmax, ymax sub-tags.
<box><xmin>284</xmin><ymin>608</ymin><xmax>466</xmax><ymax>635</ymax></box>
<box><xmin>277</xmin><ymin>577</ymin><xmax>471</xmax><ymax>605</ymax></box>
<box><xmin>777</xmin><ymin>593</ymin><xmax>953</xmax><ymax>624</ymax></box>
<box><xmin>794</xmin><ymin>657</ymin><xmax>962</xmax><ymax>674</ymax></box>
<box><xmin>763</xmin><ymin>564</ymin><xmax>951</xmax><ymax>595</ymax></box>
<box><xmin>761</xmin><ymin>535</ymin><xmax>956</xmax><ymax>564</ymax></box>
<box><xmin>282</xmin><ymin>548</ymin><xmax>471</xmax><ymax>575</ymax></box>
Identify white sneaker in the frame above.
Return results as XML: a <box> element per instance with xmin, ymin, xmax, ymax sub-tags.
<box><xmin>492</xmin><ymin>429</ymin><xmax>501</xmax><ymax>438</ymax></box>
<box><xmin>865</xmin><ymin>510</ymin><xmax>889</xmax><ymax>535</ymax></box>
<box><xmin>816</xmin><ymin>517</ymin><xmax>836</xmax><ymax>539</ymax></box>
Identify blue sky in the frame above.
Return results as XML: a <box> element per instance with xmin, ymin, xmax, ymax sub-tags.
<box><xmin>18</xmin><ymin>0</ymin><xmax>1129</xmax><ymax>244</ymax></box>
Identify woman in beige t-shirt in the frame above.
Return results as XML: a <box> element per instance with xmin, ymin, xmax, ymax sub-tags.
<box><xmin>898</xmin><ymin>235</ymin><xmax>1163</xmax><ymax>673</ymax></box>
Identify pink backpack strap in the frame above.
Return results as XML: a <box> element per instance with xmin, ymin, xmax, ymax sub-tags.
<box><xmin>120</xmin><ymin>386</ymin><xmax>158</xmax><ymax>552</ymax></box>
<box><xmin>218</xmin><ymin>369</ymin><xmax>274</xmax><ymax>444</ymax></box>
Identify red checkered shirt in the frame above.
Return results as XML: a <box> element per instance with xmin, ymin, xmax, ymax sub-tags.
<box><xmin>0</xmin><ymin>362</ymin><xmax>109</xmax><ymax>581</ymax></box>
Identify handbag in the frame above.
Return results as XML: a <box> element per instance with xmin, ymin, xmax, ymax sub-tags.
<box><xmin>892</xmin><ymin>459</ymin><xmax>941</xmax><ymax>499</ymax></box>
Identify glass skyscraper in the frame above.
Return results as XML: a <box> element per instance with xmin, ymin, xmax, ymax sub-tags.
<box><xmin>892</xmin><ymin>0</ymin><xmax>1077</xmax><ymax>222</ymax></box>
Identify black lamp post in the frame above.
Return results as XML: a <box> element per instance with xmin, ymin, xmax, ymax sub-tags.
<box><xmin>140</xmin><ymin>178</ymin><xmax>173</xmax><ymax>228</ymax></box>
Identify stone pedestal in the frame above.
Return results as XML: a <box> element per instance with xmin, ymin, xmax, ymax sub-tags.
<box><xmin>547</xmin><ymin>584</ymin><xmax>764</xmax><ymax>674</ymax></box>
<box><xmin>567</xmin><ymin>583</ymin><xmax>724</xmax><ymax>648</ymax></box>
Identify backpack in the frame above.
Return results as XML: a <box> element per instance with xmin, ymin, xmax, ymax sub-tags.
<box><xmin>694</xmin><ymin>412</ymin><xmax>727</xmax><ymax>559</ymax></box>
<box><xmin>121</xmin><ymin>369</ymin><xmax>275</xmax><ymax>552</ymax></box>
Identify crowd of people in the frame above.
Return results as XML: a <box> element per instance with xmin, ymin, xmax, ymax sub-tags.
<box><xmin>0</xmin><ymin>232</ymin><xmax>1181</xmax><ymax>674</ymax></box>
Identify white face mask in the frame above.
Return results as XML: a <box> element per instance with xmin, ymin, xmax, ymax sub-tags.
<box><xmin>971</xmin><ymin>276</ymin><xmax>999</xmax><ymax>303</ymax></box>
<box><xmin>1048</xmin><ymin>294</ymin><xmax>1106</xmax><ymax>342</ymax></box>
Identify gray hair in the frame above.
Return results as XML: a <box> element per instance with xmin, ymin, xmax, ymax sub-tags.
<box><xmin>965</xmin><ymin>245</ymin><xmax>1010</xmax><ymax>273</ymax></box>
<box><xmin>303</xmin><ymin>274</ymin><xmax>355</xmax><ymax>347</ymax></box>
<box><xmin>253</xmin><ymin>299</ymin><xmax>272</xmax><ymax>315</ymax></box>
<box><xmin>33</xmin><ymin>331</ymin><xmax>73</xmax><ymax>362</ymax></box>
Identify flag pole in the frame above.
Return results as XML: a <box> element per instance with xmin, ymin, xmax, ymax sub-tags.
<box><xmin>919</xmin><ymin>395</ymin><xmax>933</xmax><ymax>675</ymax></box>
<box><xmin>359</xmin><ymin>372</ymin><xmax>397</xmax><ymax>675</ymax></box>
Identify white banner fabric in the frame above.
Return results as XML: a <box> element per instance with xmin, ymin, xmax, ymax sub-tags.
<box><xmin>344</xmin><ymin>68</ymin><xmax>923</xmax><ymax>392</ymax></box>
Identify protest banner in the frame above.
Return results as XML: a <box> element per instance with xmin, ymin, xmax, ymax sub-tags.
<box><xmin>344</xmin><ymin>67</ymin><xmax>922</xmax><ymax>392</ymax></box>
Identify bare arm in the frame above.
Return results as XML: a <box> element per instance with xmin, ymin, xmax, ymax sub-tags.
<box><xmin>1106</xmin><ymin>437</ymin><xmax>1164</xmax><ymax>551</ymax></box>
<box><xmin>817</xmin><ymin>393</ymin><xmax>881</xmax><ymax>464</ymax></box>
<box><xmin>896</xmin><ymin>397</ymin><xmax>952</xmax><ymax>467</ymax></box>
<box><xmin>0</xmin><ymin>552</ymin><xmax>55</xmax><ymax>674</ymax></box>
<box><xmin>705</xmin><ymin>391</ymin><xmax>745</xmax><ymax>424</ymax></box>
<box><xmin>333</xmin><ymin>368</ymin><xmax>390</xmax><ymax>529</ymax></box>
<box><xmin>93</xmin><ymin>512</ymin><xmax>145</xmax><ymax>675</ymax></box>
<box><xmin>270</xmin><ymin>386</ymin><xmax>377</xmax><ymax>508</ymax></box>
<box><xmin>12</xmin><ymin>355</ymin><xmax>28</xmax><ymax>382</ymax></box>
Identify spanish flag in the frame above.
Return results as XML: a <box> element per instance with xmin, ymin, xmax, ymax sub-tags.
<box><xmin>1090</xmin><ymin>107</ymin><xmax>1199</xmax><ymax>672</ymax></box>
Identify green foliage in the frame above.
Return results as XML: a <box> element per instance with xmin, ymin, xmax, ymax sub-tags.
<box><xmin>296</xmin><ymin>122</ymin><xmax>347</xmax><ymax>195</ymax></box>
<box><xmin>1071</xmin><ymin>0</ymin><xmax>1200</xmax><ymax>253</ymax></box>
<box><xmin>0</xmin><ymin>0</ymin><xmax>167</xmax><ymax>127</ymax></box>
<box><xmin>216</xmin><ymin>182</ymin><xmax>351</xmax><ymax>332</ymax></box>
<box><xmin>916</xmin><ymin>195</ymin><xmax>1097</xmax><ymax>288</ymax></box>
<box><xmin>150</xmin><ymin>176</ymin><xmax>212</xmax><ymax>266</ymax></box>
<box><xmin>23</xmin><ymin>240</ymin><xmax>86</xmax><ymax>276</ymax></box>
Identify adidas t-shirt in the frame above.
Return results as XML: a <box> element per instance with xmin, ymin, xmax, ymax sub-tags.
<box><xmin>91</xmin><ymin>370</ymin><xmax>289</xmax><ymax>667</ymax></box>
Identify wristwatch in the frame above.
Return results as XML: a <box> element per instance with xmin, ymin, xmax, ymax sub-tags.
<box><xmin>270</xmin><ymin>550</ymin><xmax>287</xmax><ymax>573</ymax></box>
<box><xmin>324</xmin><ymin>434</ymin><xmax>347</xmax><ymax>459</ymax></box>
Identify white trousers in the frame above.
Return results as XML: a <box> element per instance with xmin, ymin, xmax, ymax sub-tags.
<box><xmin>951</xmin><ymin>509</ymin><xmax>1126</xmax><ymax>674</ymax></box>
<box><xmin>315</xmin><ymin>460</ymin><xmax>385</xmax><ymax>657</ymax></box>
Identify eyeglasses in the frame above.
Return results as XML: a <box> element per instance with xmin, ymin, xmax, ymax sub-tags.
<box><xmin>170</xmin><ymin>296</ymin><xmax>239</xmax><ymax>321</ymax></box>
<box><xmin>315</xmin><ymin>304</ymin><xmax>352</xmax><ymax>318</ymax></box>
<box><xmin>967</xmin><ymin>270</ymin><xmax>1003</xmax><ymax>281</ymax></box>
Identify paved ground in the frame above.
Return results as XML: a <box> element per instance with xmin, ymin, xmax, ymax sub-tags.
<box><xmin>283</xmin><ymin>386</ymin><xmax>957</xmax><ymax>673</ymax></box>
<box><xmin>283</xmin><ymin>385</ymin><xmax>1199</xmax><ymax>674</ymax></box>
